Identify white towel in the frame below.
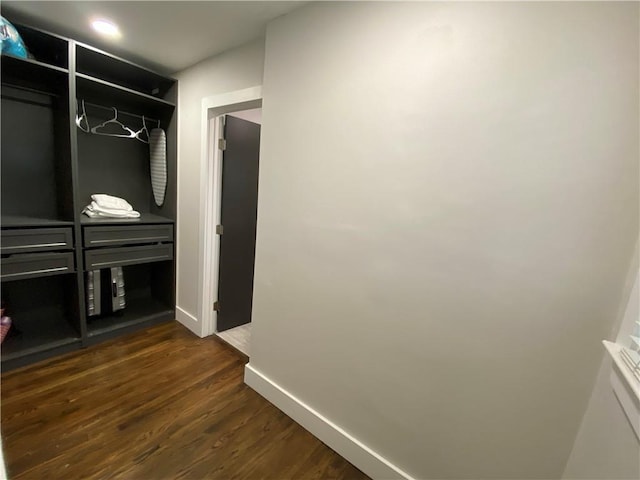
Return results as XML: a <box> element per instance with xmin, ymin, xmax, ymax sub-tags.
<box><xmin>90</xmin><ymin>201</ymin><xmax>140</xmax><ymax>217</ymax></box>
<box><xmin>91</xmin><ymin>194</ymin><xmax>133</xmax><ymax>212</ymax></box>
<box><xmin>83</xmin><ymin>201</ymin><xmax>140</xmax><ymax>219</ymax></box>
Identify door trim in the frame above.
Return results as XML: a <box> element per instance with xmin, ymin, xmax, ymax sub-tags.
<box><xmin>198</xmin><ymin>86</ymin><xmax>262</xmax><ymax>337</ymax></box>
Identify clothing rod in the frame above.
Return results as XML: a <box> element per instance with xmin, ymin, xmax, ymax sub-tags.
<box><xmin>78</xmin><ymin>99</ymin><xmax>161</xmax><ymax>125</ymax></box>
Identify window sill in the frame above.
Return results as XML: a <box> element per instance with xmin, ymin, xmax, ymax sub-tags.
<box><xmin>602</xmin><ymin>340</ymin><xmax>640</xmax><ymax>440</ymax></box>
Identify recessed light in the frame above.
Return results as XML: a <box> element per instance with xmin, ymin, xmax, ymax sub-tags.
<box><xmin>91</xmin><ymin>19</ymin><xmax>121</xmax><ymax>38</ymax></box>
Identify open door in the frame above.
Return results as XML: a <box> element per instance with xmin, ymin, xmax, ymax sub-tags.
<box><xmin>216</xmin><ymin>115</ymin><xmax>261</xmax><ymax>332</ymax></box>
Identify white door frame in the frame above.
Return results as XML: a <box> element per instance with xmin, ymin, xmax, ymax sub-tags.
<box><xmin>198</xmin><ymin>86</ymin><xmax>262</xmax><ymax>337</ymax></box>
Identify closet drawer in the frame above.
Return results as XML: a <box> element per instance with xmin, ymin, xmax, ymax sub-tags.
<box><xmin>1</xmin><ymin>227</ymin><xmax>73</xmax><ymax>254</ymax></box>
<box><xmin>1</xmin><ymin>252</ymin><xmax>75</xmax><ymax>282</ymax></box>
<box><xmin>83</xmin><ymin>224</ymin><xmax>174</xmax><ymax>248</ymax></box>
<box><xmin>84</xmin><ymin>244</ymin><xmax>173</xmax><ymax>270</ymax></box>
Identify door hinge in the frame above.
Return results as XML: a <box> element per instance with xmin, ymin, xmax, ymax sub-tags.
<box><xmin>218</xmin><ymin>138</ymin><xmax>226</xmax><ymax>151</ymax></box>
<box><xmin>213</xmin><ymin>301</ymin><xmax>220</xmax><ymax>312</ymax></box>
<box><xmin>216</xmin><ymin>224</ymin><xmax>224</xmax><ymax>235</ymax></box>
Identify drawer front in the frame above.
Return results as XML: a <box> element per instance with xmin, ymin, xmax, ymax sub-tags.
<box><xmin>1</xmin><ymin>228</ymin><xmax>73</xmax><ymax>254</ymax></box>
<box><xmin>84</xmin><ymin>244</ymin><xmax>173</xmax><ymax>270</ymax></box>
<box><xmin>1</xmin><ymin>252</ymin><xmax>75</xmax><ymax>281</ymax></box>
<box><xmin>83</xmin><ymin>225</ymin><xmax>174</xmax><ymax>248</ymax></box>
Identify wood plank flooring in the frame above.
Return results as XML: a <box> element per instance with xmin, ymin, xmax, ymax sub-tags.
<box><xmin>1</xmin><ymin>321</ymin><xmax>368</xmax><ymax>480</ymax></box>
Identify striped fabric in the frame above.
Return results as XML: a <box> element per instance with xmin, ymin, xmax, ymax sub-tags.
<box><xmin>149</xmin><ymin>128</ymin><xmax>167</xmax><ymax>206</ymax></box>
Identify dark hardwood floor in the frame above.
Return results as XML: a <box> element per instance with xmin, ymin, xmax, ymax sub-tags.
<box><xmin>1</xmin><ymin>321</ymin><xmax>369</xmax><ymax>480</ymax></box>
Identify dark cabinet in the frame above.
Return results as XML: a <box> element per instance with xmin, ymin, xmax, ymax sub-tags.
<box><xmin>1</xmin><ymin>227</ymin><xmax>74</xmax><ymax>254</ymax></box>
<box><xmin>1</xmin><ymin>21</ymin><xmax>177</xmax><ymax>370</ymax></box>
<box><xmin>83</xmin><ymin>223</ymin><xmax>173</xmax><ymax>248</ymax></box>
<box><xmin>1</xmin><ymin>252</ymin><xmax>75</xmax><ymax>282</ymax></box>
<box><xmin>84</xmin><ymin>244</ymin><xmax>173</xmax><ymax>269</ymax></box>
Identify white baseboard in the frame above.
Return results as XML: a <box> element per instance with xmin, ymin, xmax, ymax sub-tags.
<box><xmin>175</xmin><ymin>306</ymin><xmax>203</xmax><ymax>337</ymax></box>
<box><xmin>244</xmin><ymin>363</ymin><xmax>413</xmax><ymax>480</ymax></box>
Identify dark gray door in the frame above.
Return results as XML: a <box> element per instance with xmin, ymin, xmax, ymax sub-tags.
<box><xmin>216</xmin><ymin>115</ymin><xmax>261</xmax><ymax>332</ymax></box>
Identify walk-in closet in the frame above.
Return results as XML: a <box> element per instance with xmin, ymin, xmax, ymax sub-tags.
<box><xmin>1</xmin><ymin>22</ymin><xmax>177</xmax><ymax>370</ymax></box>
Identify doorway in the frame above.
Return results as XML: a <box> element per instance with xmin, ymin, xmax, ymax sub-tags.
<box><xmin>213</xmin><ymin>109</ymin><xmax>261</xmax><ymax>357</ymax></box>
<box><xmin>188</xmin><ymin>87</ymin><xmax>261</xmax><ymax>348</ymax></box>
<box><xmin>216</xmin><ymin>111</ymin><xmax>261</xmax><ymax>334</ymax></box>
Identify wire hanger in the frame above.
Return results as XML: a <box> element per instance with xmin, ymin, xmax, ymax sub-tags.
<box><xmin>90</xmin><ymin>107</ymin><xmax>136</xmax><ymax>138</ymax></box>
<box><xmin>135</xmin><ymin>115</ymin><xmax>150</xmax><ymax>144</ymax></box>
<box><xmin>75</xmin><ymin>99</ymin><xmax>90</xmax><ymax>133</ymax></box>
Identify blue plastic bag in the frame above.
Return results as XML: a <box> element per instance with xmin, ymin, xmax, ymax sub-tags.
<box><xmin>0</xmin><ymin>16</ymin><xmax>28</xmax><ymax>59</ymax></box>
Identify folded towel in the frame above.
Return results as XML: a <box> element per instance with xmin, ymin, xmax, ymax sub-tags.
<box><xmin>91</xmin><ymin>194</ymin><xmax>133</xmax><ymax>212</ymax></box>
<box><xmin>89</xmin><ymin>201</ymin><xmax>137</xmax><ymax>217</ymax></box>
<box><xmin>83</xmin><ymin>202</ymin><xmax>140</xmax><ymax>219</ymax></box>
<box><xmin>82</xmin><ymin>208</ymin><xmax>140</xmax><ymax>219</ymax></box>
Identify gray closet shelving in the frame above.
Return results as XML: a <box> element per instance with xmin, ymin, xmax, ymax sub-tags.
<box><xmin>0</xmin><ymin>22</ymin><xmax>177</xmax><ymax>370</ymax></box>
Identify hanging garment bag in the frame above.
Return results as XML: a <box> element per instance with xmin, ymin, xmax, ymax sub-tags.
<box><xmin>149</xmin><ymin>127</ymin><xmax>167</xmax><ymax>207</ymax></box>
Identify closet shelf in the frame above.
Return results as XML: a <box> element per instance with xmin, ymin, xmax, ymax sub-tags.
<box><xmin>76</xmin><ymin>43</ymin><xmax>175</xmax><ymax>98</ymax></box>
<box><xmin>76</xmin><ymin>73</ymin><xmax>175</xmax><ymax>118</ymax></box>
<box><xmin>1</xmin><ymin>55</ymin><xmax>68</xmax><ymax>92</ymax></box>
<box><xmin>1</xmin><ymin>215</ymin><xmax>75</xmax><ymax>228</ymax></box>
<box><xmin>86</xmin><ymin>296</ymin><xmax>174</xmax><ymax>339</ymax></box>
<box><xmin>2</xmin><ymin>54</ymin><xmax>68</xmax><ymax>74</ymax></box>
<box><xmin>1</xmin><ymin>320</ymin><xmax>80</xmax><ymax>363</ymax></box>
<box><xmin>13</xmin><ymin>22</ymin><xmax>69</xmax><ymax>69</ymax></box>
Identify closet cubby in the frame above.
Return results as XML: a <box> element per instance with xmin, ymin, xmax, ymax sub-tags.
<box><xmin>76</xmin><ymin>74</ymin><xmax>175</xmax><ymax>120</ymax></box>
<box><xmin>12</xmin><ymin>24</ymin><xmax>69</xmax><ymax>69</ymax></box>
<box><xmin>85</xmin><ymin>261</ymin><xmax>174</xmax><ymax>342</ymax></box>
<box><xmin>1</xmin><ymin>85</ymin><xmax>73</xmax><ymax>224</ymax></box>
<box><xmin>1</xmin><ymin>55</ymin><xmax>68</xmax><ymax>88</ymax></box>
<box><xmin>76</xmin><ymin>43</ymin><xmax>174</xmax><ymax>98</ymax></box>
<box><xmin>1</xmin><ymin>20</ymin><xmax>177</xmax><ymax>369</ymax></box>
<box><xmin>77</xmin><ymin>119</ymin><xmax>156</xmax><ymax>216</ymax></box>
<box><xmin>1</xmin><ymin>274</ymin><xmax>81</xmax><ymax>370</ymax></box>
<box><xmin>1</xmin><ymin>53</ymin><xmax>74</xmax><ymax>225</ymax></box>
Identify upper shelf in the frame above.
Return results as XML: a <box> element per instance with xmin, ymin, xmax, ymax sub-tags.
<box><xmin>13</xmin><ymin>23</ymin><xmax>69</xmax><ymax>69</ymax></box>
<box><xmin>1</xmin><ymin>55</ymin><xmax>68</xmax><ymax>95</ymax></box>
<box><xmin>76</xmin><ymin>44</ymin><xmax>176</xmax><ymax>98</ymax></box>
<box><xmin>76</xmin><ymin>73</ymin><xmax>175</xmax><ymax>119</ymax></box>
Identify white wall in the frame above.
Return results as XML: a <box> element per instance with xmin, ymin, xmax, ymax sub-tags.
<box><xmin>175</xmin><ymin>38</ymin><xmax>265</xmax><ymax>325</ymax></box>
<box><xmin>563</xmin><ymin>241</ymin><xmax>640</xmax><ymax>479</ymax></box>
<box><xmin>249</xmin><ymin>2</ymin><xmax>639</xmax><ymax>479</ymax></box>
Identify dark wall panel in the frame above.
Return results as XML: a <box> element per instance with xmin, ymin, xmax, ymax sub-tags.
<box><xmin>1</xmin><ymin>89</ymin><xmax>59</xmax><ymax>219</ymax></box>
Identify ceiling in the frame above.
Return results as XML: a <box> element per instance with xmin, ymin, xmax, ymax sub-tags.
<box><xmin>1</xmin><ymin>1</ymin><xmax>305</xmax><ymax>74</ymax></box>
